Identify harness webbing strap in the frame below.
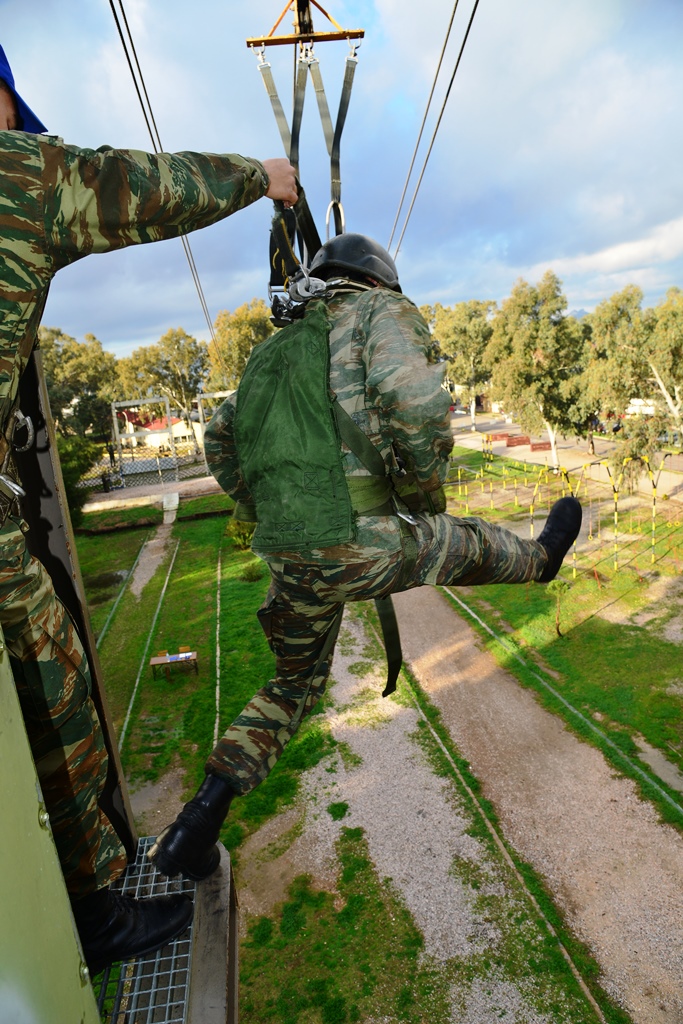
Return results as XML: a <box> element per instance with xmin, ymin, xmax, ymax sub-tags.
<box><xmin>270</xmin><ymin>205</ymin><xmax>300</xmax><ymax>288</ymax></box>
<box><xmin>308</xmin><ymin>58</ymin><xmax>335</xmax><ymax>154</ymax></box>
<box><xmin>292</xmin><ymin>184</ymin><xmax>323</xmax><ymax>263</ymax></box>
<box><xmin>257</xmin><ymin>60</ymin><xmax>292</xmax><ymax>155</ymax></box>
<box><xmin>376</xmin><ymin>595</ymin><xmax>403</xmax><ymax>697</ymax></box>
<box><xmin>331</xmin><ymin>55</ymin><xmax>357</xmax><ymax>205</ymax></box>
<box><xmin>270</xmin><ymin>183</ymin><xmax>323</xmax><ymax>289</ymax></box>
<box><xmin>289</xmin><ymin>57</ymin><xmax>309</xmax><ymax>172</ymax></box>
<box><xmin>331</xmin><ymin>397</ymin><xmax>387</xmax><ymax>477</ymax></box>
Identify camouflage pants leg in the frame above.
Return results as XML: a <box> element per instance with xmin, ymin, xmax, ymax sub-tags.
<box><xmin>205</xmin><ymin>579</ymin><xmax>343</xmax><ymax>794</ymax></box>
<box><xmin>205</xmin><ymin>513</ymin><xmax>545</xmax><ymax>795</ymax></box>
<box><xmin>402</xmin><ymin>511</ymin><xmax>548</xmax><ymax>588</ymax></box>
<box><xmin>0</xmin><ymin>521</ymin><xmax>127</xmax><ymax>896</ymax></box>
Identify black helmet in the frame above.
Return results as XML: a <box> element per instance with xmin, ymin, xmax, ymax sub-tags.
<box><xmin>309</xmin><ymin>233</ymin><xmax>401</xmax><ymax>291</ymax></box>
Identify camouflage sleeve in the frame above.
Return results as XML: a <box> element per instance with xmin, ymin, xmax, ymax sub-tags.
<box><xmin>39</xmin><ymin>137</ymin><xmax>269</xmax><ymax>268</ymax></box>
<box><xmin>204</xmin><ymin>394</ymin><xmax>253</xmax><ymax>502</ymax></box>
<box><xmin>363</xmin><ymin>291</ymin><xmax>453</xmax><ymax>488</ymax></box>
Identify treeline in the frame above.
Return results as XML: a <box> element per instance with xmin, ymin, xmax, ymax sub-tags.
<box><xmin>43</xmin><ymin>273</ymin><xmax>682</xmax><ymax>475</ymax></box>
<box><xmin>421</xmin><ymin>271</ymin><xmax>683</xmax><ymax>469</ymax></box>
<box><xmin>39</xmin><ymin>298</ymin><xmax>274</xmax><ymax>443</ymax></box>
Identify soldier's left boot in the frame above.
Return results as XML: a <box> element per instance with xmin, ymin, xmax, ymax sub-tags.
<box><xmin>537</xmin><ymin>496</ymin><xmax>582</xmax><ymax>582</ymax></box>
<box><xmin>148</xmin><ymin>772</ymin><xmax>235</xmax><ymax>881</ymax></box>
<box><xmin>72</xmin><ymin>887</ymin><xmax>193</xmax><ymax>976</ymax></box>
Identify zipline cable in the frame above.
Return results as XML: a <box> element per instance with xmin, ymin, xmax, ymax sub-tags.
<box><xmin>392</xmin><ymin>0</ymin><xmax>482</xmax><ymax>259</ymax></box>
<box><xmin>387</xmin><ymin>0</ymin><xmax>460</xmax><ymax>251</ymax></box>
<box><xmin>108</xmin><ymin>0</ymin><xmax>220</xmax><ymax>351</ymax></box>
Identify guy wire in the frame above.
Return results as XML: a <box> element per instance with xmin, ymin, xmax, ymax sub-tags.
<box><xmin>392</xmin><ymin>0</ymin><xmax>481</xmax><ymax>259</ymax></box>
<box><xmin>108</xmin><ymin>0</ymin><xmax>226</xmax><ymax>368</ymax></box>
<box><xmin>387</xmin><ymin>0</ymin><xmax>460</xmax><ymax>251</ymax></box>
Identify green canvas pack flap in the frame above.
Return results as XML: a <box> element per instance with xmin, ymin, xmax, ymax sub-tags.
<box><xmin>233</xmin><ymin>300</ymin><xmax>355</xmax><ymax>553</ymax></box>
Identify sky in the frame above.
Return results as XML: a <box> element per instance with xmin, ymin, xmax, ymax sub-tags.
<box><xmin>2</xmin><ymin>0</ymin><xmax>683</xmax><ymax>358</ymax></box>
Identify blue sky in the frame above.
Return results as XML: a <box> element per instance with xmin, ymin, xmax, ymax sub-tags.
<box><xmin>2</xmin><ymin>0</ymin><xmax>683</xmax><ymax>357</ymax></box>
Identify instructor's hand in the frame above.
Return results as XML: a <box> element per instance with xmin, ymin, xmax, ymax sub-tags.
<box><xmin>262</xmin><ymin>158</ymin><xmax>298</xmax><ymax>207</ymax></box>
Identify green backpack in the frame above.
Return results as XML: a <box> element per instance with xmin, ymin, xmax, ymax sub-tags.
<box><xmin>234</xmin><ymin>300</ymin><xmax>359</xmax><ymax>553</ymax></box>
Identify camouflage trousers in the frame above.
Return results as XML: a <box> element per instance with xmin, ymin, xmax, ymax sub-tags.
<box><xmin>0</xmin><ymin>521</ymin><xmax>127</xmax><ymax>896</ymax></box>
<box><xmin>206</xmin><ymin>512</ymin><xmax>547</xmax><ymax>793</ymax></box>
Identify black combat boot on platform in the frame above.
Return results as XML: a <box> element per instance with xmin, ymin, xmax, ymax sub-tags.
<box><xmin>537</xmin><ymin>496</ymin><xmax>582</xmax><ymax>582</ymax></box>
<box><xmin>72</xmin><ymin>886</ymin><xmax>193</xmax><ymax>976</ymax></box>
<box><xmin>148</xmin><ymin>773</ymin><xmax>235</xmax><ymax>881</ymax></box>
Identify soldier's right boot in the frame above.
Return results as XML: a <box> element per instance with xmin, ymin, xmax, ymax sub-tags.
<box><xmin>537</xmin><ymin>496</ymin><xmax>582</xmax><ymax>582</ymax></box>
<box><xmin>148</xmin><ymin>773</ymin><xmax>235</xmax><ymax>881</ymax></box>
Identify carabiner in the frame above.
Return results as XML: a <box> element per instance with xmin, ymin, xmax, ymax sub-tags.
<box><xmin>12</xmin><ymin>409</ymin><xmax>35</xmax><ymax>453</ymax></box>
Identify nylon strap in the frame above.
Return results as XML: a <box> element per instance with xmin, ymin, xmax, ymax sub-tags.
<box><xmin>331</xmin><ymin>55</ymin><xmax>357</xmax><ymax>205</ymax></box>
<box><xmin>344</xmin><ymin>474</ymin><xmax>393</xmax><ymax>515</ymax></box>
<box><xmin>292</xmin><ymin>184</ymin><xmax>322</xmax><ymax>263</ymax></box>
<box><xmin>376</xmin><ymin>596</ymin><xmax>403</xmax><ymax>697</ymax></box>
<box><xmin>270</xmin><ymin>204</ymin><xmax>300</xmax><ymax>289</ymax></box>
<box><xmin>308</xmin><ymin>58</ymin><xmax>335</xmax><ymax>154</ymax></box>
<box><xmin>269</xmin><ymin>183</ymin><xmax>323</xmax><ymax>289</ymax></box>
<box><xmin>257</xmin><ymin>61</ymin><xmax>292</xmax><ymax>155</ymax></box>
<box><xmin>289</xmin><ymin>57</ymin><xmax>309</xmax><ymax>173</ymax></box>
<box><xmin>332</xmin><ymin>397</ymin><xmax>387</xmax><ymax>477</ymax></box>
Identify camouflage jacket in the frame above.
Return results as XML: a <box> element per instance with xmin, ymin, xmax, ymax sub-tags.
<box><xmin>0</xmin><ymin>130</ymin><xmax>268</xmax><ymax>440</ymax></box>
<box><xmin>205</xmin><ymin>285</ymin><xmax>454</xmax><ymax>562</ymax></box>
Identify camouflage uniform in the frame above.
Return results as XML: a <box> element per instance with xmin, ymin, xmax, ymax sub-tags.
<box><xmin>204</xmin><ymin>286</ymin><xmax>549</xmax><ymax>793</ymax></box>
<box><xmin>0</xmin><ymin>131</ymin><xmax>269</xmax><ymax>894</ymax></box>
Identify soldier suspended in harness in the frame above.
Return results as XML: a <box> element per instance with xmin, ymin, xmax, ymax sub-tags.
<box><xmin>148</xmin><ymin>232</ymin><xmax>583</xmax><ymax>883</ymax></box>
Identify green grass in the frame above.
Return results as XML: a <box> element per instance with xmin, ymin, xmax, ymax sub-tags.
<box><xmin>122</xmin><ymin>516</ymin><xmax>227</xmax><ymax>782</ymax></box>
<box><xmin>177</xmin><ymin>492</ymin><xmax>235</xmax><ymax>518</ymax></box>
<box><xmin>77</xmin><ymin>529</ymin><xmax>149</xmax><ymax>636</ymax></box>
<box><xmin>95</xmin><ymin>539</ymin><xmax>177</xmax><ymax>733</ymax></box>
<box><xmin>78</xmin><ymin>503</ymin><xmax>163</xmax><ymax>532</ymax></box>
<box><xmin>240</xmin><ymin>827</ymin><xmax>452</xmax><ymax>1024</ymax></box>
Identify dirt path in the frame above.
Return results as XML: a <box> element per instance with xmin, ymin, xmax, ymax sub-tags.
<box><xmin>129</xmin><ymin>522</ymin><xmax>173</xmax><ymax>598</ymax></box>
<box><xmin>393</xmin><ymin>587</ymin><xmax>683</xmax><ymax>1024</ymax></box>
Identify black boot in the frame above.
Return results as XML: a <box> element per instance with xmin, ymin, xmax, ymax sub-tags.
<box><xmin>148</xmin><ymin>773</ymin><xmax>235</xmax><ymax>881</ymax></box>
<box><xmin>537</xmin><ymin>496</ymin><xmax>582</xmax><ymax>582</ymax></box>
<box><xmin>72</xmin><ymin>886</ymin><xmax>193</xmax><ymax>976</ymax></box>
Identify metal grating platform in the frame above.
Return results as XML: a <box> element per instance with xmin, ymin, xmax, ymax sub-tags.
<box><xmin>94</xmin><ymin>836</ymin><xmax>196</xmax><ymax>1024</ymax></box>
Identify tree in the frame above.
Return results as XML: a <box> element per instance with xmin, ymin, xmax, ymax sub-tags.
<box><xmin>118</xmin><ymin>328</ymin><xmax>209</xmax><ymax>451</ymax></box>
<box><xmin>485</xmin><ymin>272</ymin><xmax>585</xmax><ymax>467</ymax></box>
<box><xmin>207</xmin><ymin>299</ymin><xmax>274</xmax><ymax>390</ymax></box>
<box><xmin>586</xmin><ymin>285</ymin><xmax>683</xmax><ymax>437</ymax></box>
<box><xmin>546</xmin><ymin>578</ymin><xmax>570</xmax><ymax>637</ymax></box>
<box><xmin>582</xmin><ymin>285</ymin><xmax>653</xmax><ymax>420</ymax></box>
<box><xmin>433</xmin><ymin>300</ymin><xmax>495</xmax><ymax>429</ymax></box>
<box><xmin>38</xmin><ymin>327</ymin><xmax>119</xmax><ymax>438</ymax></box>
<box><xmin>582</xmin><ymin>285</ymin><xmax>683</xmax><ymax>478</ymax></box>
<box><xmin>650</xmin><ymin>287</ymin><xmax>683</xmax><ymax>435</ymax></box>
<box><xmin>56</xmin><ymin>434</ymin><xmax>103</xmax><ymax>527</ymax></box>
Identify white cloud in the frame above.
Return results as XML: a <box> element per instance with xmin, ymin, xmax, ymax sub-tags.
<box><xmin>529</xmin><ymin>216</ymin><xmax>683</xmax><ymax>278</ymax></box>
<box><xmin>4</xmin><ymin>0</ymin><xmax>683</xmax><ymax>338</ymax></box>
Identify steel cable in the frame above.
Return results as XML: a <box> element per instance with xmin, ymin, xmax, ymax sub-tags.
<box><xmin>392</xmin><ymin>0</ymin><xmax>482</xmax><ymax>259</ymax></box>
<box><xmin>108</xmin><ymin>0</ymin><xmax>221</xmax><ymax>357</ymax></box>
<box><xmin>387</xmin><ymin>0</ymin><xmax>461</xmax><ymax>251</ymax></box>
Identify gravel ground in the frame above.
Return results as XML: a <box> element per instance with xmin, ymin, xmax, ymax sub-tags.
<box><xmin>394</xmin><ymin>586</ymin><xmax>683</xmax><ymax>1024</ymax></box>
<box><xmin>238</xmin><ymin>612</ymin><xmax>603</xmax><ymax>1023</ymax></box>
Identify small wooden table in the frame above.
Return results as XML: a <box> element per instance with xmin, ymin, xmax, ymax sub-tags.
<box><xmin>150</xmin><ymin>651</ymin><xmax>198</xmax><ymax>680</ymax></box>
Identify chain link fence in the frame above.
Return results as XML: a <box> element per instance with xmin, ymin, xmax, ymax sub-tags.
<box><xmin>77</xmin><ymin>392</ymin><xmax>233</xmax><ymax>494</ymax></box>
